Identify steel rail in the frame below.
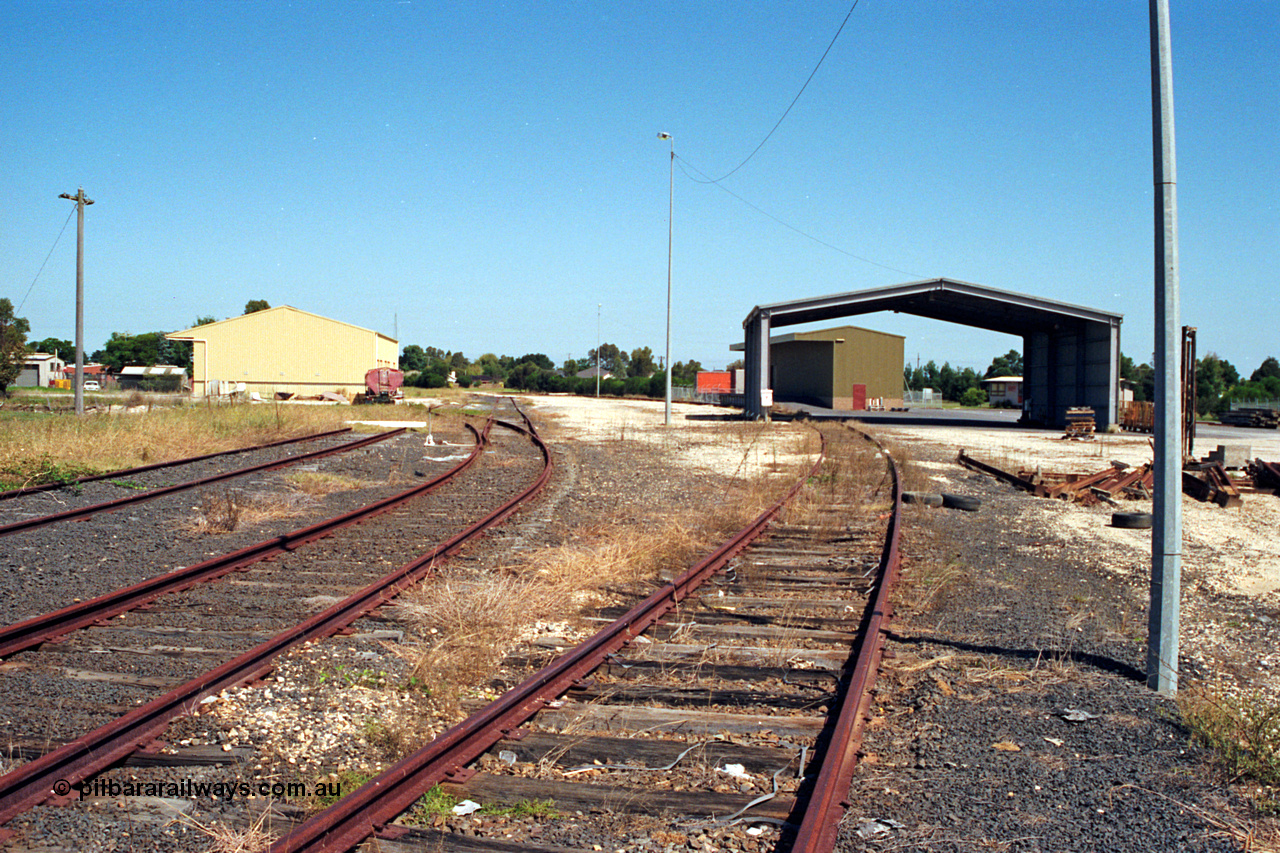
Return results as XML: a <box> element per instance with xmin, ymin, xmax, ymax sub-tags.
<box><xmin>0</xmin><ymin>429</ymin><xmax>405</xmax><ymax>538</ymax></box>
<box><xmin>0</xmin><ymin>424</ymin><xmax>482</xmax><ymax>661</ymax></box>
<box><xmin>790</xmin><ymin>425</ymin><xmax>904</xmax><ymax>853</ymax></box>
<box><xmin>0</xmin><ymin>413</ymin><xmax>552</xmax><ymax>828</ymax></box>
<box><xmin>0</xmin><ymin>427</ymin><xmax>355</xmax><ymax>501</ymax></box>
<box><xmin>269</xmin><ymin>427</ymin><xmax>825</xmax><ymax>853</ymax></box>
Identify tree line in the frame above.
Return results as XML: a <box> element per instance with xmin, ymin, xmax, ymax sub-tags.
<box><xmin>398</xmin><ymin>340</ymin><xmax>713</xmax><ymax>398</ymax></box>
<box><xmin>1126</xmin><ymin>353</ymin><xmax>1280</xmax><ymax>417</ymax></box>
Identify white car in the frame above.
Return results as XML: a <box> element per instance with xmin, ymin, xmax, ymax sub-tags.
<box><xmin>83</xmin><ymin>380</ymin><xmax>100</xmax><ymax>391</ymax></box>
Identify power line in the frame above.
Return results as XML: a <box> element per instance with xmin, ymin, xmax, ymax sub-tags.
<box><xmin>17</xmin><ymin>206</ymin><xmax>76</xmax><ymax>313</ymax></box>
<box><xmin>697</xmin><ymin>0</ymin><xmax>861</xmax><ymax>184</ymax></box>
<box><xmin>676</xmin><ymin>154</ymin><xmax>924</xmax><ymax>279</ymax></box>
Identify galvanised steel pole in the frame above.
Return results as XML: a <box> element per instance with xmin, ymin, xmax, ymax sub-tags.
<box><xmin>659</xmin><ymin>133</ymin><xmax>674</xmax><ymax>426</ymax></box>
<box><xmin>1148</xmin><ymin>0</ymin><xmax>1181</xmax><ymax>695</ymax></box>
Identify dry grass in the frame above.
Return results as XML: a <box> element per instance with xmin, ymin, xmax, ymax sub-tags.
<box><xmin>180</xmin><ymin>489</ymin><xmax>309</xmax><ymax>536</ymax></box>
<box><xmin>0</xmin><ymin>404</ymin><xmax>355</xmax><ymax>488</ymax></box>
<box><xmin>284</xmin><ymin>471</ymin><xmax>366</xmax><ymax>495</ymax></box>
<box><xmin>176</xmin><ymin>807</ymin><xmax>276</xmax><ymax>853</ymax></box>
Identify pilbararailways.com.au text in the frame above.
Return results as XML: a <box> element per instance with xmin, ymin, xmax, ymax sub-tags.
<box><xmin>68</xmin><ymin>777</ymin><xmax>342</xmax><ymax>802</ymax></box>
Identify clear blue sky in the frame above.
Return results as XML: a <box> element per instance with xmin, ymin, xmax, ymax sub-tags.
<box><xmin>4</xmin><ymin>1</ymin><xmax>1276</xmax><ymax>375</ymax></box>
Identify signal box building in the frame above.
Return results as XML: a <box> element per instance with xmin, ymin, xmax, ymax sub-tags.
<box><xmin>733</xmin><ymin>325</ymin><xmax>904</xmax><ymax>411</ymax></box>
<box><xmin>166</xmin><ymin>306</ymin><xmax>398</xmax><ymax>399</ymax></box>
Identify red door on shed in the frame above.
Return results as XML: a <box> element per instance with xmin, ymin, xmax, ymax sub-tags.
<box><xmin>851</xmin><ymin>384</ymin><xmax>867</xmax><ymax>411</ymax></box>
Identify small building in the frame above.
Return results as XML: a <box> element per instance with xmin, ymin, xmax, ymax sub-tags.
<box><xmin>117</xmin><ymin>365</ymin><xmax>190</xmax><ymax>392</ymax></box>
<box><xmin>733</xmin><ymin>324</ymin><xmax>904</xmax><ymax>411</ymax></box>
<box><xmin>982</xmin><ymin>375</ymin><xmax>1023</xmax><ymax>407</ymax></box>
<box><xmin>166</xmin><ymin>306</ymin><xmax>398</xmax><ymax>398</ymax></box>
<box><xmin>15</xmin><ymin>352</ymin><xmax>65</xmax><ymax>387</ymax></box>
<box><xmin>575</xmin><ymin>365</ymin><xmax>613</xmax><ymax>380</ymax></box>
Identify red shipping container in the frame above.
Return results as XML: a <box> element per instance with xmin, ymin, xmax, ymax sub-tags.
<box><xmin>695</xmin><ymin>371</ymin><xmax>732</xmax><ymax>393</ymax></box>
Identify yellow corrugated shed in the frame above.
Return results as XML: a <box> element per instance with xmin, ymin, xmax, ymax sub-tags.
<box><xmin>166</xmin><ymin>306</ymin><xmax>397</xmax><ymax>398</ymax></box>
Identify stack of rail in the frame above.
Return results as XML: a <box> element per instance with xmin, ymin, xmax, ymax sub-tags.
<box><xmin>1064</xmin><ymin>407</ymin><xmax>1096</xmax><ymax>438</ymax></box>
<box><xmin>1220</xmin><ymin>408</ymin><xmax>1280</xmax><ymax>429</ymax></box>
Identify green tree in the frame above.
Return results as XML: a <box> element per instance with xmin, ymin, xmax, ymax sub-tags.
<box><xmin>629</xmin><ymin>347</ymin><xmax>656</xmax><ymax>377</ymax></box>
<box><xmin>515</xmin><ymin>353</ymin><xmax>554</xmax><ymax>371</ymax></box>
<box><xmin>244</xmin><ymin>300</ymin><xmax>270</xmax><ymax>314</ymax></box>
<box><xmin>725</xmin><ymin>359</ymin><xmax>745</xmax><ymax>372</ymax></box>
<box><xmin>98</xmin><ymin>332</ymin><xmax>192</xmax><ymax>371</ymax></box>
<box><xmin>473</xmin><ymin>353</ymin><xmax>506</xmax><ymax>381</ymax></box>
<box><xmin>193</xmin><ymin>315</ymin><xmax>218</xmax><ymax>327</ymax></box>
<box><xmin>984</xmin><ymin>349</ymin><xmax>1023</xmax><ymax>378</ymax></box>
<box><xmin>1195</xmin><ymin>353</ymin><xmax>1236</xmax><ymax>417</ymax></box>
<box><xmin>671</xmin><ymin>360</ymin><xmax>702</xmax><ymax>385</ymax></box>
<box><xmin>960</xmin><ymin>386</ymin><xmax>987</xmax><ymax>407</ymax></box>
<box><xmin>587</xmin><ymin>343</ymin><xmax>629</xmax><ymax>376</ymax></box>
<box><xmin>32</xmin><ymin>336</ymin><xmax>73</xmax><ymax>360</ymax></box>
<box><xmin>0</xmin><ymin>298</ymin><xmax>32</xmax><ymax>396</ymax></box>
<box><xmin>938</xmin><ymin>362</ymin><xmax>958</xmax><ymax>401</ymax></box>
<box><xmin>1250</xmin><ymin>356</ymin><xmax>1280</xmax><ymax>383</ymax></box>
<box><xmin>400</xmin><ymin>345</ymin><xmax>427</xmax><ymax>373</ymax></box>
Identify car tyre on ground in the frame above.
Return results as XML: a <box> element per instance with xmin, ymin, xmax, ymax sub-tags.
<box><xmin>940</xmin><ymin>493</ymin><xmax>982</xmax><ymax>512</ymax></box>
<box><xmin>1112</xmin><ymin>512</ymin><xmax>1154</xmax><ymax>529</ymax></box>
<box><xmin>902</xmin><ymin>492</ymin><xmax>944</xmax><ymax>507</ymax></box>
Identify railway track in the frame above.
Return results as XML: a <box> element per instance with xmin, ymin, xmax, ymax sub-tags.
<box><xmin>0</xmin><ymin>401</ymin><xmax>553</xmax><ymax>840</ymax></box>
<box><xmin>0</xmin><ymin>428</ymin><xmax>407</xmax><ymax>538</ymax></box>
<box><xmin>266</xmin><ymin>423</ymin><xmax>902</xmax><ymax>853</ymax></box>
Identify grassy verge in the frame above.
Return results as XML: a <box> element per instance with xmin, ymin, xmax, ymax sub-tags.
<box><xmin>1180</xmin><ymin>685</ymin><xmax>1280</xmax><ymax>814</ymax></box>
<box><xmin>0</xmin><ymin>396</ymin><xmax>493</xmax><ymax>490</ymax></box>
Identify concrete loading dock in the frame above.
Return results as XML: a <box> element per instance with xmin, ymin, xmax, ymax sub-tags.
<box><xmin>742</xmin><ymin>278</ymin><xmax>1123</xmax><ymax>429</ymax></box>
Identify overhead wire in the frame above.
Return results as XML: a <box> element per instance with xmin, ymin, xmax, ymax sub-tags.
<box><xmin>670</xmin><ymin>0</ymin><xmax>923</xmax><ymax>278</ymax></box>
<box><xmin>695</xmin><ymin>0</ymin><xmax>861</xmax><ymax>185</ymax></box>
<box><xmin>17</xmin><ymin>206</ymin><xmax>77</xmax><ymax>313</ymax></box>
<box><xmin>677</xmin><ymin>154</ymin><xmax>924</xmax><ymax>279</ymax></box>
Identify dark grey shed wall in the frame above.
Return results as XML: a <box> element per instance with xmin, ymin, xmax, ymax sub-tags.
<box><xmin>742</xmin><ymin>278</ymin><xmax>1122</xmax><ymax>428</ymax></box>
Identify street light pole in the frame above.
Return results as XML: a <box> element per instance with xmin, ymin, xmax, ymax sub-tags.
<box><xmin>59</xmin><ymin>187</ymin><xmax>93</xmax><ymax>416</ymax></box>
<box><xmin>658</xmin><ymin>132</ymin><xmax>673</xmax><ymax>426</ymax></box>
<box><xmin>596</xmin><ymin>303</ymin><xmax>601</xmax><ymax>398</ymax></box>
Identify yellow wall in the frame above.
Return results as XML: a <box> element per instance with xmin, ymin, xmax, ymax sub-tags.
<box><xmin>167</xmin><ymin>307</ymin><xmax>398</xmax><ymax>398</ymax></box>
<box><xmin>772</xmin><ymin>326</ymin><xmax>904</xmax><ymax>409</ymax></box>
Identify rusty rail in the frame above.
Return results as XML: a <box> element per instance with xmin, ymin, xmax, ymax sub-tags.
<box><xmin>0</xmin><ymin>411</ymin><xmax>552</xmax><ymax>827</ymax></box>
<box><xmin>0</xmin><ymin>425</ymin><xmax>479</xmax><ymax>660</ymax></box>
<box><xmin>0</xmin><ymin>427</ymin><xmax>354</xmax><ymax>501</ymax></box>
<box><xmin>0</xmin><ymin>428</ymin><xmax>406</xmax><ymax>538</ymax></box>
<box><xmin>268</xmin><ymin>426</ymin><xmax>825</xmax><ymax>853</ymax></box>
<box><xmin>790</xmin><ymin>425</ymin><xmax>904</xmax><ymax>853</ymax></box>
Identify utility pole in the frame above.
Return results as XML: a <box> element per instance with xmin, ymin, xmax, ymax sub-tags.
<box><xmin>59</xmin><ymin>188</ymin><xmax>93</xmax><ymax>416</ymax></box>
<box><xmin>1148</xmin><ymin>0</ymin><xmax>1182</xmax><ymax>695</ymax></box>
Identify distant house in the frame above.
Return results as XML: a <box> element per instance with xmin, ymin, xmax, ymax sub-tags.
<box><xmin>575</xmin><ymin>365</ymin><xmax>613</xmax><ymax>380</ymax></box>
<box><xmin>982</xmin><ymin>375</ymin><xmax>1023</xmax><ymax>406</ymax></box>
<box><xmin>15</xmin><ymin>352</ymin><xmax>65</xmax><ymax>387</ymax></box>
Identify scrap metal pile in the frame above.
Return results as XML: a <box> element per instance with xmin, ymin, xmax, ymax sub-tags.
<box><xmin>959</xmin><ymin>448</ymin><xmax>1280</xmax><ymax>511</ymax></box>
<box><xmin>957</xmin><ymin>450</ymin><xmax>1152</xmax><ymax>507</ymax></box>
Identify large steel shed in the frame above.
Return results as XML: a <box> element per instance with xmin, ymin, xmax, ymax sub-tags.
<box><xmin>742</xmin><ymin>278</ymin><xmax>1123</xmax><ymax>428</ymax></box>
